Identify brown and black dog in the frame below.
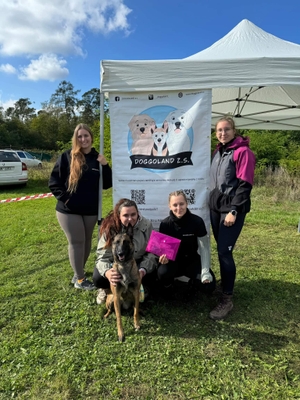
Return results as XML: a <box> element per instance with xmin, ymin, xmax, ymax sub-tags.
<box><xmin>104</xmin><ymin>224</ymin><xmax>141</xmax><ymax>342</ymax></box>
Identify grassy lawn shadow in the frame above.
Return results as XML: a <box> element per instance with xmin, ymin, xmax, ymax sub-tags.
<box><xmin>133</xmin><ymin>278</ymin><xmax>300</xmax><ymax>355</ymax></box>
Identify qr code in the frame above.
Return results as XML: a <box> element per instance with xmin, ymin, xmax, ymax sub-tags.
<box><xmin>183</xmin><ymin>189</ymin><xmax>195</xmax><ymax>205</ymax></box>
<box><xmin>131</xmin><ymin>189</ymin><xmax>145</xmax><ymax>204</ymax></box>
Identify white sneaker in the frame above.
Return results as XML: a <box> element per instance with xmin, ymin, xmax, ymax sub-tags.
<box><xmin>96</xmin><ymin>289</ymin><xmax>107</xmax><ymax>305</ymax></box>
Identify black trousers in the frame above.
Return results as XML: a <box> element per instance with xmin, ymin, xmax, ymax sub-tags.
<box><xmin>93</xmin><ymin>268</ymin><xmax>110</xmax><ymax>289</ymax></box>
<box><xmin>157</xmin><ymin>257</ymin><xmax>216</xmax><ymax>295</ymax></box>
<box><xmin>210</xmin><ymin>209</ymin><xmax>246</xmax><ymax>295</ymax></box>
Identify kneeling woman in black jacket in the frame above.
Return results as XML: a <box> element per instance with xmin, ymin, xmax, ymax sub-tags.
<box><xmin>158</xmin><ymin>190</ymin><xmax>216</xmax><ymax>296</ymax></box>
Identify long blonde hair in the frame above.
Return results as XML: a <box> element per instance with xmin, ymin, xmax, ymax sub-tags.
<box><xmin>68</xmin><ymin>123</ymin><xmax>93</xmax><ymax>193</ymax></box>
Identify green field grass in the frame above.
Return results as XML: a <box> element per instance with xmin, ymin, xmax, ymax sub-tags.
<box><xmin>0</xmin><ymin>169</ymin><xmax>299</xmax><ymax>399</ymax></box>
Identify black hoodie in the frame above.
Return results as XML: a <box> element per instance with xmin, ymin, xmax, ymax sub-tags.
<box><xmin>49</xmin><ymin>148</ymin><xmax>112</xmax><ymax>215</ymax></box>
<box><xmin>159</xmin><ymin>209</ymin><xmax>207</xmax><ymax>262</ymax></box>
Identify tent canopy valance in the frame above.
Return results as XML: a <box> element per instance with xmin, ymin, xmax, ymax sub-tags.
<box><xmin>101</xmin><ymin>19</ymin><xmax>300</xmax><ymax>129</ymax></box>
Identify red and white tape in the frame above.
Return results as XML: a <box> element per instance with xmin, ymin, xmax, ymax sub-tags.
<box><xmin>0</xmin><ymin>192</ymin><xmax>54</xmax><ymax>204</ymax></box>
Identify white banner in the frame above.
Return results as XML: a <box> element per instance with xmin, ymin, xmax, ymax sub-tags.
<box><xmin>109</xmin><ymin>89</ymin><xmax>212</xmax><ymax>231</ymax></box>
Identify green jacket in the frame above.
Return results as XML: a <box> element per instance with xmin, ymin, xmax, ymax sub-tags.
<box><xmin>95</xmin><ymin>216</ymin><xmax>157</xmax><ymax>276</ymax></box>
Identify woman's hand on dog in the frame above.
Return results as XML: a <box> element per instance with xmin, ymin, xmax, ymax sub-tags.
<box><xmin>159</xmin><ymin>254</ymin><xmax>169</xmax><ymax>264</ymax></box>
<box><xmin>105</xmin><ymin>268</ymin><xmax>122</xmax><ymax>286</ymax></box>
<box><xmin>139</xmin><ymin>269</ymin><xmax>146</xmax><ymax>280</ymax></box>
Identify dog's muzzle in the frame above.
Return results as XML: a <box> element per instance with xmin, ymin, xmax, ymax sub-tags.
<box><xmin>117</xmin><ymin>252</ymin><xmax>125</xmax><ymax>261</ymax></box>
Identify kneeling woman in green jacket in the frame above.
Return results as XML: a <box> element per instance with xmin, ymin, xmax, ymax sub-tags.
<box><xmin>93</xmin><ymin>198</ymin><xmax>157</xmax><ymax>304</ymax></box>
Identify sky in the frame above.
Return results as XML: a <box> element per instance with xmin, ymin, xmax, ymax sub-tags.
<box><xmin>0</xmin><ymin>0</ymin><xmax>300</xmax><ymax>111</ymax></box>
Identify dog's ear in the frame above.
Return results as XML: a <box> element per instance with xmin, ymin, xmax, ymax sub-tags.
<box><xmin>120</xmin><ymin>225</ymin><xmax>127</xmax><ymax>234</ymax></box>
<box><xmin>162</xmin><ymin>120</ymin><xmax>168</xmax><ymax>130</ymax></box>
<box><xmin>126</xmin><ymin>223</ymin><xmax>134</xmax><ymax>240</ymax></box>
<box><xmin>110</xmin><ymin>226</ymin><xmax>118</xmax><ymax>239</ymax></box>
<box><xmin>151</xmin><ymin>128</ymin><xmax>154</xmax><ymax>134</ymax></box>
<box><xmin>128</xmin><ymin>115</ymin><xmax>139</xmax><ymax>131</ymax></box>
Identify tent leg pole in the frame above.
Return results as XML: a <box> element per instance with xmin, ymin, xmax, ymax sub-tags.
<box><xmin>98</xmin><ymin>92</ymin><xmax>105</xmax><ymax>233</ymax></box>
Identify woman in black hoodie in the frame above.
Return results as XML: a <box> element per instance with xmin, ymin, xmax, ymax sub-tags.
<box><xmin>49</xmin><ymin>123</ymin><xmax>112</xmax><ymax>290</ymax></box>
<box><xmin>158</xmin><ymin>190</ymin><xmax>216</xmax><ymax>297</ymax></box>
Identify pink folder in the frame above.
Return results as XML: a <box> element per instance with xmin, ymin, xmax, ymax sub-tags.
<box><xmin>146</xmin><ymin>231</ymin><xmax>181</xmax><ymax>261</ymax></box>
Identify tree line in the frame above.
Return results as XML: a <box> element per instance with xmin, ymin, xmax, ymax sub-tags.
<box><xmin>1</xmin><ymin>80</ymin><xmax>300</xmax><ymax>175</ymax></box>
<box><xmin>0</xmin><ymin>80</ymin><xmax>108</xmax><ymax>152</ymax></box>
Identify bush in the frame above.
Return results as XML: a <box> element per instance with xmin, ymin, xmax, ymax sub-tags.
<box><xmin>254</xmin><ymin>166</ymin><xmax>300</xmax><ymax>202</ymax></box>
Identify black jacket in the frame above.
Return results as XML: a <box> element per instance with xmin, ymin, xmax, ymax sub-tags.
<box><xmin>209</xmin><ymin>136</ymin><xmax>255</xmax><ymax>214</ymax></box>
<box><xmin>159</xmin><ymin>209</ymin><xmax>207</xmax><ymax>262</ymax></box>
<box><xmin>49</xmin><ymin>148</ymin><xmax>112</xmax><ymax>215</ymax></box>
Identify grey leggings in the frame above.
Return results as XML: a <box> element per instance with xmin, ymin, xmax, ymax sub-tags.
<box><xmin>56</xmin><ymin>212</ymin><xmax>98</xmax><ymax>279</ymax></box>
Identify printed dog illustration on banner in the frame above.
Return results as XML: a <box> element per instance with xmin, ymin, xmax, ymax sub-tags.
<box><xmin>128</xmin><ymin>114</ymin><xmax>156</xmax><ymax>155</ymax></box>
<box><xmin>150</xmin><ymin>127</ymin><xmax>169</xmax><ymax>157</ymax></box>
<box><xmin>163</xmin><ymin>109</ymin><xmax>194</xmax><ymax>155</ymax></box>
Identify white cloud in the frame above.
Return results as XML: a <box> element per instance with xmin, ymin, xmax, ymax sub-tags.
<box><xmin>0</xmin><ymin>63</ymin><xmax>17</xmax><ymax>74</ymax></box>
<box><xmin>0</xmin><ymin>98</ymin><xmax>16</xmax><ymax>110</ymax></box>
<box><xmin>0</xmin><ymin>0</ymin><xmax>132</xmax><ymax>57</ymax></box>
<box><xmin>0</xmin><ymin>0</ymin><xmax>132</xmax><ymax>83</ymax></box>
<box><xmin>107</xmin><ymin>3</ymin><xmax>131</xmax><ymax>32</ymax></box>
<box><xmin>18</xmin><ymin>54</ymin><xmax>69</xmax><ymax>81</ymax></box>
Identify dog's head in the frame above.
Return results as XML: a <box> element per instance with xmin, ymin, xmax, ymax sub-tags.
<box><xmin>128</xmin><ymin>114</ymin><xmax>156</xmax><ymax>140</ymax></box>
<box><xmin>151</xmin><ymin>127</ymin><xmax>168</xmax><ymax>147</ymax></box>
<box><xmin>112</xmin><ymin>224</ymin><xmax>134</xmax><ymax>263</ymax></box>
<box><xmin>163</xmin><ymin>109</ymin><xmax>194</xmax><ymax>133</ymax></box>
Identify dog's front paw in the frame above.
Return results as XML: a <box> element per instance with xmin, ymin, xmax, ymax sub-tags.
<box><xmin>118</xmin><ymin>334</ymin><xmax>125</xmax><ymax>342</ymax></box>
<box><xmin>135</xmin><ymin>325</ymin><xmax>140</xmax><ymax>331</ymax></box>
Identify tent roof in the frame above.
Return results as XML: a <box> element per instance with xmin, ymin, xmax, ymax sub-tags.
<box><xmin>101</xmin><ymin>19</ymin><xmax>300</xmax><ymax>129</ymax></box>
<box><xmin>186</xmin><ymin>19</ymin><xmax>300</xmax><ymax>60</ymax></box>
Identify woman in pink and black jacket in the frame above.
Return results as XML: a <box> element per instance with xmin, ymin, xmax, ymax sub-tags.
<box><xmin>209</xmin><ymin>117</ymin><xmax>256</xmax><ymax>320</ymax></box>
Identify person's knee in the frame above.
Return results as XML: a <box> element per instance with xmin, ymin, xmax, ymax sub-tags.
<box><xmin>93</xmin><ymin>268</ymin><xmax>110</xmax><ymax>288</ymax></box>
<box><xmin>157</xmin><ymin>264</ymin><xmax>172</xmax><ymax>280</ymax></box>
<box><xmin>217</xmin><ymin>244</ymin><xmax>233</xmax><ymax>256</ymax></box>
<box><xmin>217</xmin><ymin>246</ymin><xmax>235</xmax><ymax>269</ymax></box>
<box><xmin>69</xmin><ymin>237</ymin><xmax>85</xmax><ymax>246</ymax></box>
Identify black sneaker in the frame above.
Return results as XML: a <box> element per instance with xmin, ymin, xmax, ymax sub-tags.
<box><xmin>161</xmin><ymin>283</ymin><xmax>175</xmax><ymax>299</ymax></box>
<box><xmin>71</xmin><ymin>273</ymin><xmax>85</xmax><ymax>284</ymax></box>
<box><xmin>74</xmin><ymin>278</ymin><xmax>95</xmax><ymax>291</ymax></box>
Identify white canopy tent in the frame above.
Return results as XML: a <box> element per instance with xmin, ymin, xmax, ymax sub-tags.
<box><xmin>100</xmin><ymin>19</ymin><xmax>300</xmax><ymax>130</ymax></box>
